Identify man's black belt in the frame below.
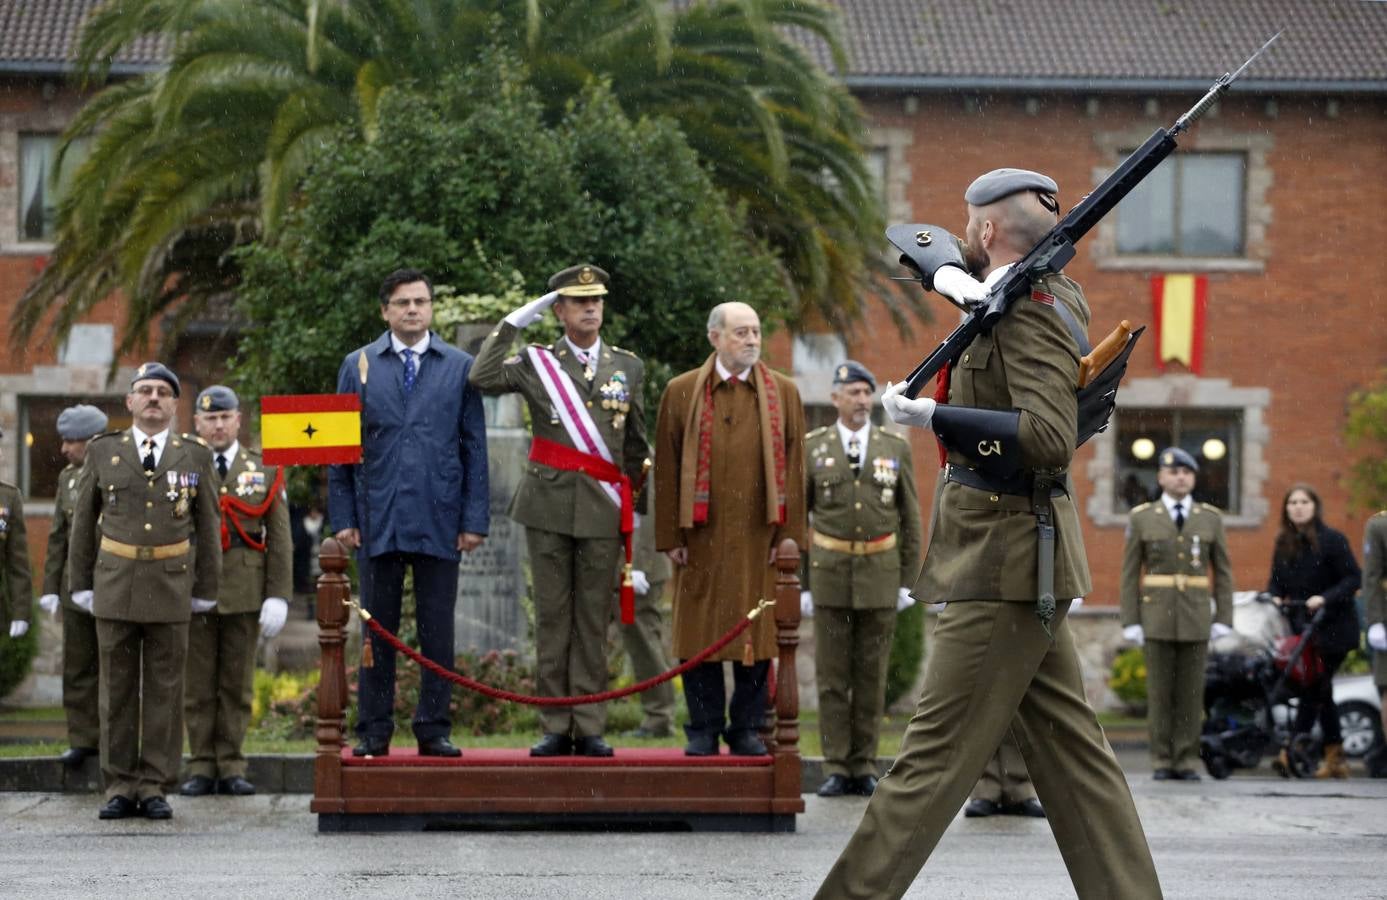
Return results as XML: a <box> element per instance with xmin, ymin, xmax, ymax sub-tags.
<box><xmin>944</xmin><ymin>464</ymin><xmax>1066</xmax><ymax>499</ymax></box>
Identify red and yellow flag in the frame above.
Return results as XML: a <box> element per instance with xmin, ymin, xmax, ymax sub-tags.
<box><xmin>1151</xmin><ymin>274</ymin><xmax>1207</xmax><ymax>375</ymax></box>
<box><xmin>261</xmin><ymin>394</ymin><xmax>361</xmax><ymax>466</ymax></box>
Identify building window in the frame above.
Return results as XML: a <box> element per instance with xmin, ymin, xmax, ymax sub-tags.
<box><xmin>17</xmin><ymin>133</ymin><xmax>88</xmax><ymax>243</ymax></box>
<box><xmin>1116</xmin><ymin>152</ymin><xmax>1246</xmax><ymax>257</ymax></box>
<box><xmin>1112</xmin><ymin>407</ymin><xmax>1242</xmax><ymax>513</ymax></box>
<box><xmin>865</xmin><ymin>147</ymin><xmax>889</xmax><ymax>207</ymax></box>
<box><xmin>18</xmin><ymin>396</ymin><xmax>128</xmax><ymax>499</ymax></box>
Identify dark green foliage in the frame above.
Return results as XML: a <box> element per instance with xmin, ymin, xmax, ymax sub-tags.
<box><xmin>1345</xmin><ymin>368</ymin><xmax>1387</xmax><ymax>511</ymax></box>
<box><xmin>884</xmin><ymin>601</ymin><xmax>925</xmax><ymax>709</ymax></box>
<box><xmin>0</xmin><ymin>614</ymin><xmax>39</xmax><ymax>702</ymax></box>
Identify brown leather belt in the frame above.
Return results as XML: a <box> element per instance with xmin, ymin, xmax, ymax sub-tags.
<box><xmin>812</xmin><ymin>531</ymin><xmax>897</xmax><ymax>556</ymax></box>
<box><xmin>100</xmin><ymin>536</ymin><xmax>190</xmax><ymax>561</ymax></box>
<box><xmin>1142</xmin><ymin>574</ymin><xmax>1210</xmax><ymax>590</ymax></box>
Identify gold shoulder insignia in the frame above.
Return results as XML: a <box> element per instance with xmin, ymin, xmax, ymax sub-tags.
<box><xmin>181</xmin><ymin>433</ymin><xmax>210</xmax><ymax>448</ymax></box>
<box><xmin>90</xmin><ymin>430</ymin><xmax>124</xmax><ymax>444</ymax></box>
<box><xmin>1131</xmin><ymin>502</ymin><xmax>1153</xmax><ymax>513</ymax></box>
<box><xmin>610</xmin><ymin>345</ymin><xmax>639</xmax><ymax>359</ymax></box>
<box><xmin>1197</xmin><ymin>502</ymin><xmax>1225</xmax><ymax>514</ymax></box>
<box><xmin>806</xmin><ymin>425</ymin><xmax>829</xmax><ymax>438</ymax></box>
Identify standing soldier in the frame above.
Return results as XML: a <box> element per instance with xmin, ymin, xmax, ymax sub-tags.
<box><xmin>179</xmin><ymin>386</ymin><xmax>291</xmax><ymax>798</ymax></box>
<box><xmin>1360</xmin><ymin>510</ymin><xmax>1387</xmax><ymax>777</ymax></box>
<box><xmin>471</xmin><ymin>264</ymin><xmax>649</xmax><ymax>757</ymax></box>
<box><xmin>36</xmin><ymin>405</ymin><xmax>109</xmax><ymax>768</ymax></box>
<box><xmin>802</xmin><ymin>361</ymin><xmax>920</xmax><ymax>796</ymax></box>
<box><xmin>1</xmin><ymin>426</ymin><xmax>33</xmax><ymax>643</ymax></box>
<box><xmin>69</xmin><ymin>363</ymin><xmax>220</xmax><ymax>821</ymax></box>
<box><xmin>620</xmin><ymin>488</ymin><xmax>677</xmax><ymax>739</ymax></box>
<box><xmin>1120</xmin><ymin>446</ymin><xmax>1234</xmax><ymax>781</ymax></box>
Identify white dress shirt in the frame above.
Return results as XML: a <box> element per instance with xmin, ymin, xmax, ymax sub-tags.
<box><xmin>390</xmin><ymin>332</ymin><xmax>430</xmax><ymax>373</ymax></box>
<box><xmin>836</xmin><ymin>420</ymin><xmax>870</xmax><ymax>467</ymax></box>
<box><xmin>566</xmin><ymin>335</ymin><xmax>602</xmax><ymax>373</ymax></box>
<box><xmin>131</xmin><ymin>426</ymin><xmax>170</xmax><ymax>469</ymax></box>
<box><xmin>715</xmin><ymin>356</ymin><xmax>750</xmax><ymax>383</ymax></box>
<box><xmin>1160</xmin><ymin>492</ymin><xmax>1191</xmax><ymax>524</ymax></box>
<box><xmin>214</xmin><ymin>440</ymin><xmax>240</xmax><ymax>477</ymax></box>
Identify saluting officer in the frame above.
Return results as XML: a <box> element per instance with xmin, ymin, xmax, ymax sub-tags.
<box><xmin>1</xmin><ymin>426</ymin><xmax>33</xmax><ymax>644</ymax></box>
<box><xmin>1120</xmin><ymin>446</ymin><xmax>1234</xmax><ymax>781</ymax></box>
<box><xmin>471</xmin><ymin>264</ymin><xmax>649</xmax><ymax>757</ymax></box>
<box><xmin>36</xmin><ymin>405</ymin><xmax>109</xmax><ymax>768</ymax></box>
<box><xmin>802</xmin><ymin>361</ymin><xmax>921</xmax><ymax>797</ymax></box>
<box><xmin>69</xmin><ymin>363</ymin><xmax>220</xmax><ymax>821</ymax></box>
<box><xmin>179</xmin><ymin>386</ymin><xmax>292</xmax><ymax>798</ymax></box>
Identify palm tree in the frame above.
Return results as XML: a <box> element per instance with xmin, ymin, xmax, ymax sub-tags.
<box><xmin>14</xmin><ymin>0</ymin><xmax>916</xmax><ymax>355</ymax></box>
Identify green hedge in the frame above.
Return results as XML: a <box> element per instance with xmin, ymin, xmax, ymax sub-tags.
<box><xmin>885</xmin><ymin>602</ymin><xmax>926</xmax><ymax>709</ymax></box>
<box><xmin>0</xmin><ymin>611</ymin><xmax>39</xmax><ymax>701</ymax></box>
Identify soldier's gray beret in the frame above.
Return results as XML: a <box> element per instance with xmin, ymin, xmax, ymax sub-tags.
<box><xmin>130</xmin><ymin>362</ymin><xmax>181</xmax><ymax>397</ymax></box>
<box><xmin>196</xmin><ymin>385</ymin><xmax>239</xmax><ymax>413</ymax></box>
<box><xmin>964</xmin><ymin>168</ymin><xmax>1059</xmax><ymax>206</ymax></box>
<box><xmin>1158</xmin><ymin>446</ymin><xmax>1200</xmax><ymax>472</ymax></box>
<box><xmin>56</xmin><ymin>405</ymin><xmax>109</xmax><ymax>441</ymax></box>
<box><xmin>832</xmin><ymin>360</ymin><xmax>877</xmax><ymax>392</ymax></box>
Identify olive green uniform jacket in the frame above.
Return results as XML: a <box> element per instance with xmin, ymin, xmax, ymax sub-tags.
<box><xmin>43</xmin><ymin>463</ymin><xmax>101</xmax><ymax>749</ymax></box>
<box><xmin>0</xmin><ymin>482</ymin><xmax>31</xmax><ymax>629</ymax></box>
<box><xmin>1362</xmin><ymin>511</ymin><xmax>1387</xmax><ymax>688</ymax></box>
<box><xmin>211</xmin><ymin>448</ymin><xmax>292</xmax><ymax>613</ymax></box>
<box><xmin>1119</xmin><ymin>500</ymin><xmax>1233</xmax><ymax>641</ymax></box>
<box><xmin>42</xmin><ymin>464</ymin><xmax>81</xmax><ymax>607</ymax></box>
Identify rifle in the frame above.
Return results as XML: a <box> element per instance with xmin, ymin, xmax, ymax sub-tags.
<box><xmin>899</xmin><ymin>31</ymin><xmax>1282</xmax><ymax>400</ymax></box>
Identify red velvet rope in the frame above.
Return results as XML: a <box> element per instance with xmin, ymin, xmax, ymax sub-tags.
<box><xmin>360</xmin><ymin>606</ymin><xmax>761</xmax><ymax>706</ymax></box>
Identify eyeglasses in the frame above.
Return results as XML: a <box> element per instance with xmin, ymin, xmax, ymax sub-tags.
<box><xmin>387</xmin><ymin>297</ymin><xmax>433</xmax><ymax>309</ymax></box>
<box><xmin>132</xmin><ymin>385</ymin><xmax>175</xmax><ymax>399</ymax></box>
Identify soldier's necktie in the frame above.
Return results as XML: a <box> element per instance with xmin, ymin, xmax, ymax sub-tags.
<box><xmin>142</xmin><ymin>438</ymin><xmax>156</xmax><ymax>472</ymax></box>
<box><xmin>217</xmin><ymin>454</ymin><xmax>228</xmax><ymax>479</ymax></box>
<box><xmin>1174</xmin><ymin>503</ymin><xmax>1185</xmax><ymax>531</ymax></box>
<box><xmin>402</xmin><ymin>348</ymin><xmax>417</xmax><ymax>395</ymax></box>
<box><xmin>578</xmin><ymin>350</ymin><xmax>595</xmax><ymax>383</ymax></box>
<box><xmin>848</xmin><ymin>437</ymin><xmax>862</xmax><ymax>476</ymax></box>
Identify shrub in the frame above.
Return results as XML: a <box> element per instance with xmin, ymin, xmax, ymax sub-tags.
<box><xmin>885</xmin><ymin>601</ymin><xmax>926</xmax><ymax>708</ymax></box>
<box><xmin>1109</xmin><ymin>647</ymin><xmax>1148</xmax><ymax>715</ymax></box>
<box><xmin>0</xmin><ymin>611</ymin><xmax>39</xmax><ymax>701</ymax></box>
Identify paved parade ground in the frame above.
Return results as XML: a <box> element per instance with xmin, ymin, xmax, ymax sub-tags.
<box><xmin>2</xmin><ymin>754</ymin><xmax>1384</xmax><ymax>899</ymax></box>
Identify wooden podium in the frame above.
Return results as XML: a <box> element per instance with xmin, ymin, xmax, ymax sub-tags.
<box><xmin>310</xmin><ymin>538</ymin><xmax>805</xmax><ymax>832</ymax></box>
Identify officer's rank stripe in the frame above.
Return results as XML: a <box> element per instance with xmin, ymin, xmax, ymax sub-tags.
<box><xmin>260</xmin><ymin>394</ymin><xmax>361</xmax><ymax>465</ymax></box>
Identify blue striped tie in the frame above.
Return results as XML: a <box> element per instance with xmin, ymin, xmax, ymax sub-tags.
<box><xmin>402</xmin><ymin>348</ymin><xmax>417</xmax><ymax>395</ymax></box>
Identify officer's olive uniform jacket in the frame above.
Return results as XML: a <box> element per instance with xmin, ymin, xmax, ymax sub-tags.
<box><xmin>1364</xmin><ymin>512</ymin><xmax>1387</xmax><ymax>631</ymax></box>
<box><xmin>214</xmin><ymin>448</ymin><xmax>292</xmax><ymax>614</ymax></box>
<box><xmin>805</xmin><ymin>425</ymin><xmax>922</xmax><ymax>609</ymax></box>
<box><xmin>42</xmin><ymin>464</ymin><xmax>81</xmax><ymax>609</ymax></box>
<box><xmin>1119</xmin><ymin>500</ymin><xmax>1233</xmax><ymax>642</ymax></box>
<box><xmin>69</xmin><ymin>431</ymin><xmax>221</xmax><ymax>621</ymax></box>
<box><xmin>470</xmin><ymin>320</ymin><xmax>650</xmax><ymax>537</ymax></box>
<box><xmin>0</xmin><ymin>482</ymin><xmax>31</xmax><ymax>628</ymax></box>
<box><xmin>914</xmin><ymin>272</ymin><xmax>1092</xmax><ymax>603</ymax></box>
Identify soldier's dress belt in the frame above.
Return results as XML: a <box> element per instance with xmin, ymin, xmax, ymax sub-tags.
<box><xmin>812</xmin><ymin>531</ymin><xmax>897</xmax><ymax>556</ymax></box>
<box><xmin>943</xmin><ymin>463</ymin><xmax>1066</xmax><ymax>498</ymax></box>
<box><xmin>100</xmin><ymin>536</ymin><xmax>191</xmax><ymax>561</ymax></box>
<box><xmin>1141</xmin><ymin>574</ymin><xmax>1210</xmax><ymax>590</ymax></box>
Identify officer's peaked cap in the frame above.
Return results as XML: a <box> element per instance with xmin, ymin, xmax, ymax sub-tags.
<box><xmin>548</xmin><ymin>264</ymin><xmax>609</xmax><ymax>298</ymax></box>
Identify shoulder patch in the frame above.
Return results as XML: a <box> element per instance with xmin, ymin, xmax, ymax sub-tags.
<box><xmin>806</xmin><ymin>425</ymin><xmax>830</xmax><ymax>439</ymax></box>
<box><xmin>1029</xmin><ymin>288</ymin><xmax>1056</xmax><ymax>306</ymax></box>
<box><xmin>609</xmin><ymin>345</ymin><xmax>639</xmax><ymax>359</ymax></box>
<box><xmin>1131</xmin><ymin>502</ymin><xmax>1153</xmax><ymax>513</ymax></box>
<box><xmin>89</xmin><ymin>430</ymin><xmax>124</xmax><ymax>443</ymax></box>
<box><xmin>181</xmin><ymin>434</ymin><xmax>210</xmax><ymax>448</ymax></box>
<box><xmin>1197</xmin><ymin>501</ymin><xmax>1224</xmax><ymax>514</ymax></box>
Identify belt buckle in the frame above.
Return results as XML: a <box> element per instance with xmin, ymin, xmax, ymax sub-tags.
<box><xmin>137</xmin><ymin>546</ymin><xmax>155</xmax><ymax>561</ymax></box>
<box><xmin>1175</xmin><ymin>574</ymin><xmax>1187</xmax><ymax>591</ymax></box>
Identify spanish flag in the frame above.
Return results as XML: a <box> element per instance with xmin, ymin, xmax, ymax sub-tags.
<box><xmin>1151</xmin><ymin>274</ymin><xmax>1207</xmax><ymax>375</ymax></box>
<box><xmin>261</xmin><ymin>394</ymin><xmax>361</xmax><ymax>466</ymax></box>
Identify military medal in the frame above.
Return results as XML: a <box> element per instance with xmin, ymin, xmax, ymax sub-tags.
<box><xmin>0</xmin><ymin>507</ymin><xmax>8</xmax><ymax>533</ymax></box>
<box><xmin>165</xmin><ymin>471</ymin><xmax>179</xmax><ymax>502</ymax></box>
<box><xmin>882</xmin><ymin>487</ymin><xmax>894</xmax><ymax>503</ymax></box>
<box><xmin>600</xmin><ymin>372</ymin><xmax>630</xmax><ymax>430</ymax></box>
<box><xmin>173</xmin><ymin>472</ymin><xmax>190</xmax><ymax>517</ymax></box>
<box><xmin>1191</xmin><ymin>535</ymin><xmax>1202</xmax><ymax>568</ymax></box>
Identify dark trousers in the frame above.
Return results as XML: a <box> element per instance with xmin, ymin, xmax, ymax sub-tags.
<box><xmin>681</xmin><ymin>659</ymin><xmax>770</xmax><ymax>740</ymax></box>
<box><xmin>356</xmin><ymin>552</ymin><xmax>459</xmax><ymax>744</ymax></box>
<box><xmin>1294</xmin><ymin>649</ymin><xmax>1348</xmax><ymax>744</ymax></box>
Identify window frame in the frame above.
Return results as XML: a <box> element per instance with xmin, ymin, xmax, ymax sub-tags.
<box><xmin>1109</xmin><ymin>406</ymin><xmax>1244</xmax><ymax>514</ymax></box>
<box><xmin>1114</xmin><ymin>151</ymin><xmax>1248</xmax><ymax>259</ymax></box>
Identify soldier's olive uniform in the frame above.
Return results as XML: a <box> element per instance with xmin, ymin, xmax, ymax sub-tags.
<box><xmin>817</xmin><ymin>272</ymin><xmax>1160</xmax><ymax>899</ymax></box>
<box><xmin>619</xmin><ymin>504</ymin><xmax>675</xmax><ymax>733</ymax></box>
<box><xmin>1121</xmin><ymin>499</ymin><xmax>1233</xmax><ymax>772</ymax></box>
<box><xmin>43</xmin><ymin>463</ymin><xmax>100</xmax><ymax>750</ymax></box>
<box><xmin>1362</xmin><ymin>512</ymin><xmax>1387</xmax><ymax>691</ymax></box>
<box><xmin>806</xmin><ymin>425</ymin><xmax>921</xmax><ymax>779</ymax></box>
<box><xmin>0</xmin><ymin>482</ymin><xmax>32</xmax><ymax>633</ymax></box>
<box><xmin>184</xmin><ymin>447</ymin><xmax>291</xmax><ymax>780</ymax></box>
<box><xmin>470</xmin><ymin>321</ymin><xmax>649</xmax><ymax>737</ymax></box>
<box><xmin>69</xmin><ymin>431</ymin><xmax>220</xmax><ymax>802</ymax></box>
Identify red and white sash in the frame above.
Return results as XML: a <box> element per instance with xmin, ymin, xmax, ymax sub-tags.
<box><xmin>527</xmin><ymin>345</ymin><xmax>622</xmax><ymax>509</ymax></box>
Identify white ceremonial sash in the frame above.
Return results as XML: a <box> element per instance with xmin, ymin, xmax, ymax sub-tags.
<box><xmin>527</xmin><ymin>345</ymin><xmax>622</xmax><ymax>508</ymax></box>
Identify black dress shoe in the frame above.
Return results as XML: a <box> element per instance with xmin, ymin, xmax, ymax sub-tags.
<box><xmin>964</xmin><ymin>798</ymin><xmax>1000</xmax><ymax>818</ymax></box>
<box><xmin>1152</xmin><ymin>767</ymin><xmax>1175</xmax><ymax>781</ymax></box>
<box><xmin>59</xmin><ymin>746</ymin><xmax>96</xmax><ymax>768</ymax></box>
<box><xmin>352</xmin><ymin>737</ymin><xmax>390</xmax><ymax>757</ymax></box>
<box><xmin>418</xmin><ymin>738</ymin><xmax>462</xmax><ymax>757</ymax></box>
<box><xmin>1175</xmin><ymin>769</ymin><xmax>1202</xmax><ymax>782</ymax></box>
<box><xmin>817</xmin><ymin>774</ymin><xmax>852</xmax><ymax>797</ymax></box>
<box><xmin>725</xmin><ymin>732</ymin><xmax>767</xmax><ymax>756</ymax></box>
<box><xmin>853</xmin><ymin>775</ymin><xmax>880</xmax><ymax>796</ymax></box>
<box><xmin>142</xmin><ymin>796</ymin><xmax>173</xmax><ymax>820</ymax></box>
<box><xmin>179</xmin><ymin>775</ymin><xmax>215</xmax><ymax>797</ymax></box>
<box><xmin>574</xmin><ymin>736</ymin><xmax>615</xmax><ymax>757</ymax></box>
<box><xmin>1005</xmin><ymin>797</ymin><xmax>1046</xmax><ymax>818</ymax></box>
<box><xmin>217</xmin><ymin>776</ymin><xmax>256</xmax><ymax>796</ymax></box>
<box><xmin>530</xmin><ymin>733</ymin><xmax>574</xmax><ymax>757</ymax></box>
<box><xmin>684</xmin><ymin>733</ymin><xmax>719</xmax><ymax>756</ymax></box>
<box><xmin>98</xmin><ymin>795</ymin><xmax>138</xmax><ymax>820</ymax></box>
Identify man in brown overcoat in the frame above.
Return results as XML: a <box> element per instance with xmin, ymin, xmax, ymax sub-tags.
<box><xmin>654</xmin><ymin>301</ymin><xmax>806</xmax><ymax>757</ymax></box>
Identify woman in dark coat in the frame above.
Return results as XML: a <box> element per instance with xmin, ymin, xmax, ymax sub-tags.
<box><xmin>1267</xmin><ymin>483</ymin><xmax>1362</xmax><ymax>778</ymax></box>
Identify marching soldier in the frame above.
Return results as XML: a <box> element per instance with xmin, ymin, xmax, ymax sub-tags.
<box><xmin>69</xmin><ymin>363</ymin><xmax>220</xmax><ymax>821</ymax></box>
<box><xmin>1</xmin><ymin>427</ymin><xmax>33</xmax><ymax>644</ymax></box>
<box><xmin>471</xmin><ymin>264</ymin><xmax>649</xmax><ymax>757</ymax></box>
<box><xmin>802</xmin><ymin>361</ymin><xmax>921</xmax><ymax>797</ymax></box>
<box><xmin>37</xmin><ymin>405</ymin><xmax>109</xmax><ymax>768</ymax></box>
<box><xmin>1120</xmin><ymin>446</ymin><xmax>1234</xmax><ymax>781</ymax></box>
<box><xmin>180</xmin><ymin>386</ymin><xmax>291</xmax><ymax>797</ymax></box>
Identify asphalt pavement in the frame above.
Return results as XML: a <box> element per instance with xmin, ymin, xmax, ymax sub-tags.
<box><xmin>2</xmin><ymin>751</ymin><xmax>1384</xmax><ymax>899</ymax></box>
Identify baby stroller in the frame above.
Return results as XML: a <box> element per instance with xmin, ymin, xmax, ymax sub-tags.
<box><xmin>1199</xmin><ymin>595</ymin><xmax>1325</xmax><ymax>779</ymax></box>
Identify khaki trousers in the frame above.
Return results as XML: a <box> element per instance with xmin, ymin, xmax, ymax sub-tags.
<box><xmin>184</xmin><ymin>611</ymin><xmax>259</xmax><ymax>778</ymax></box>
<box><xmin>528</xmin><ymin>528</ymin><xmax>622</xmax><ymax>736</ymax></box>
<box><xmin>62</xmin><ymin>606</ymin><xmax>101</xmax><ymax>749</ymax></box>
<box><xmin>619</xmin><ymin>579</ymin><xmax>676</xmax><ymax>732</ymax></box>
<box><xmin>1143</xmin><ymin>639</ymin><xmax>1207</xmax><ymax>771</ymax></box>
<box><xmin>971</xmin><ymin>729</ymin><xmax>1035</xmax><ymax>804</ymax></box>
<box><xmin>815</xmin><ymin>600</ymin><xmax>1161</xmax><ymax>900</ymax></box>
<box><xmin>814</xmin><ymin>606</ymin><xmax>896</xmax><ymax>778</ymax></box>
<box><xmin>96</xmin><ymin>618</ymin><xmax>189</xmax><ymax>802</ymax></box>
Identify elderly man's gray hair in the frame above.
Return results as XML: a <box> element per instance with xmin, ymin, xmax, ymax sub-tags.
<box><xmin>707</xmin><ymin>303</ymin><xmax>732</xmax><ymax>333</ymax></box>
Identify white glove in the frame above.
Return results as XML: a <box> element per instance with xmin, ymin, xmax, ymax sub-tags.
<box><xmin>881</xmin><ymin>381</ymin><xmax>937</xmax><ymax>429</ymax></box>
<box><xmin>1210</xmin><ymin>623</ymin><xmax>1234</xmax><ymax>641</ymax></box>
<box><xmin>504</xmin><ymin>290</ymin><xmax>560</xmax><ymax>328</ymax></box>
<box><xmin>1368</xmin><ymin>622</ymin><xmax>1387</xmax><ymax>651</ymax></box>
<box><xmin>896</xmin><ymin>587</ymin><xmax>916</xmax><ymax>611</ymax></box>
<box><xmin>71</xmin><ymin>590</ymin><xmax>94</xmax><ymax>613</ymax></box>
<box><xmin>1122</xmin><ymin>624</ymin><xmax>1145</xmax><ymax>646</ymax></box>
<box><xmin>259</xmin><ymin>597</ymin><xmax>289</xmax><ymax>638</ymax></box>
<box><xmin>925</xmin><ymin>601</ymin><xmax>948</xmax><ymax>613</ymax></box>
<box><xmin>630</xmin><ymin>570</ymin><xmax>651</xmax><ymax>597</ymax></box>
<box><xmin>932</xmin><ymin>265</ymin><xmax>990</xmax><ymax>307</ymax></box>
<box><xmin>8</xmin><ymin>620</ymin><xmax>28</xmax><ymax>638</ymax></box>
<box><xmin>38</xmin><ymin>594</ymin><xmax>60</xmax><ymax>617</ymax></box>
<box><xmin>632</xmin><ymin>512</ymin><xmax>642</xmax><ymax>530</ymax></box>
<box><xmin>800</xmin><ymin>590</ymin><xmax>814</xmax><ymax>619</ymax></box>
<box><xmin>190</xmin><ymin>597</ymin><xmax>217</xmax><ymax>614</ymax></box>
<box><xmin>1070</xmin><ymin>597</ymin><xmax>1084</xmax><ymax>610</ymax></box>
